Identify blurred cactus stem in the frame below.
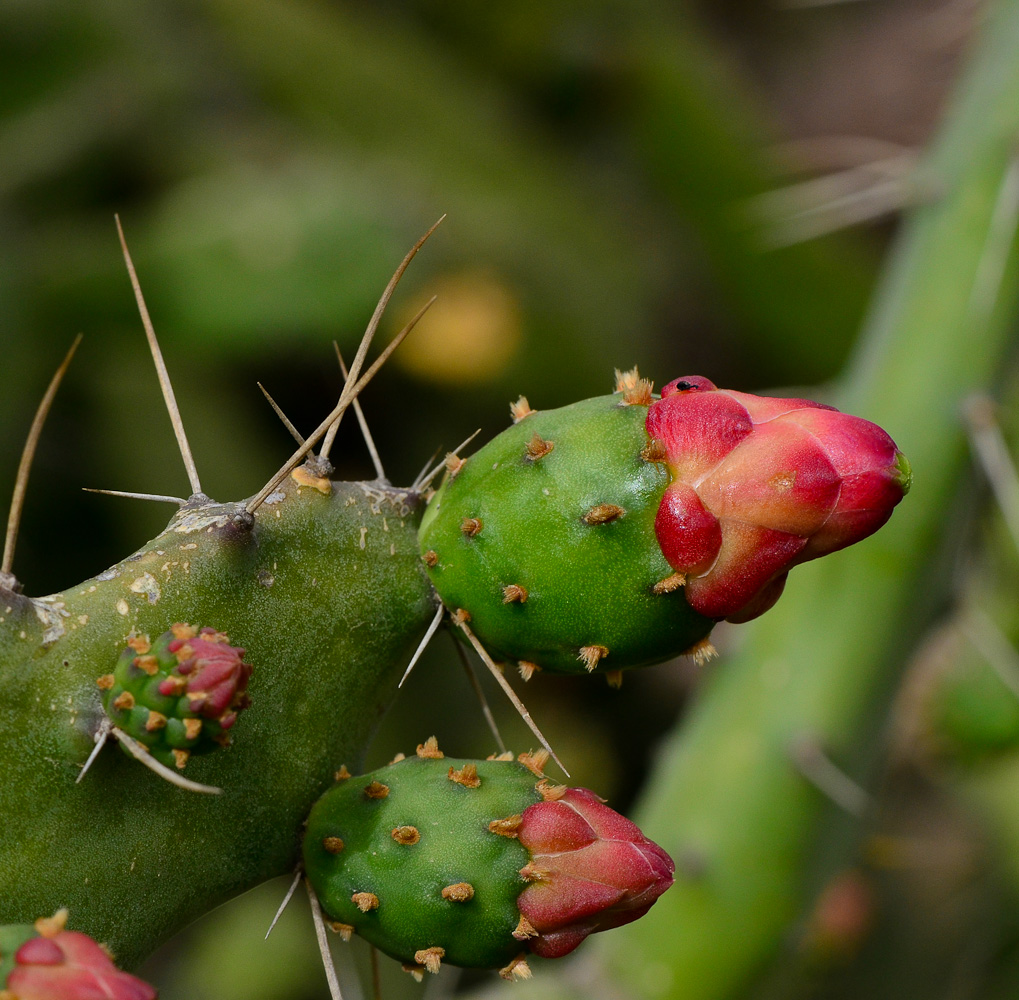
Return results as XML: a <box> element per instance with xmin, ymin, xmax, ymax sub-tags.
<box><xmin>499</xmin><ymin>1</ymin><xmax>1019</xmax><ymax>997</ymax></box>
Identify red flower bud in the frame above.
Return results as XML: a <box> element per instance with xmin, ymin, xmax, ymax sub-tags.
<box><xmin>6</xmin><ymin>929</ymin><xmax>156</xmax><ymax>1000</ymax></box>
<box><xmin>648</xmin><ymin>378</ymin><xmax>910</xmax><ymax>622</ymax></box>
<box><xmin>166</xmin><ymin>627</ymin><xmax>251</xmax><ymax>721</ymax></box>
<box><xmin>515</xmin><ymin>788</ymin><xmax>674</xmax><ymax>959</ymax></box>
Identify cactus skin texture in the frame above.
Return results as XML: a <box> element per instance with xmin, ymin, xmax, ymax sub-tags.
<box><xmin>418</xmin><ymin>391</ymin><xmax>715</xmax><ymax>676</ymax></box>
<box><xmin>100</xmin><ymin>625</ymin><xmax>251</xmax><ymax>769</ymax></box>
<box><xmin>0</xmin><ymin>478</ymin><xmax>435</xmax><ymax>968</ymax></box>
<box><xmin>0</xmin><ymin>911</ymin><xmax>156</xmax><ymax>1000</ymax></box>
<box><xmin>303</xmin><ymin>746</ymin><xmax>673</xmax><ymax>976</ymax></box>
<box><xmin>418</xmin><ymin>373</ymin><xmax>908</xmax><ymax>675</ymax></box>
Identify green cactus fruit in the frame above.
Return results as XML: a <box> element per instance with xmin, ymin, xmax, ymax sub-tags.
<box><xmin>303</xmin><ymin>740</ymin><xmax>673</xmax><ymax>979</ymax></box>
<box><xmin>1</xmin><ymin>911</ymin><xmax>156</xmax><ymax>1000</ymax></box>
<box><xmin>418</xmin><ymin>370</ymin><xmax>909</xmax><ymax>677</ymax></box>
<box><xmin>98</xmin><ymin>625</ymin><xmax>252</xmax><ymax>770</ymax></box>
<box><xmin>418</xmin><ymin>386</ymin><xmax>715</xmax><ymax>677</ymax></box>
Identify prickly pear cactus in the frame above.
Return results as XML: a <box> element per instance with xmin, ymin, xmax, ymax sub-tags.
<box><xmin>303</xmin><ymin>740</ymin><xmax>674</xmax><ymax>979</ymax></box>
<box><xmin>418</xmin><ymin>370</ymin><xmax>909</xmax><ymax>679</ymax></box>
<box><xmin>0</xmin><ymin>480</ymin><xmax>436</xmax><ymax>967</ymax></box>
<box><xmin>99</xmin><ymin>625</ymin><xmax>251</xmax><ymax>769</ymax></box>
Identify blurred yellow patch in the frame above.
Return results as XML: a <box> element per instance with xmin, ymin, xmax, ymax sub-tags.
<box><xmin>395</xmin><ymin>271</ymin><xmax>521</xmax><ymax>384</ymax></box>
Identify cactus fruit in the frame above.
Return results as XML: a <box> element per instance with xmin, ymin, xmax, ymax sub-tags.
<box><xmin>0</xmin><ymin>911</ymin><xmax>156</xmax><ymax>1000</ymax></box>
<box><xmin>418</xmin><ymin>370</ymin><xmax>909</xmax><ymax>676</ymax></box>
<box><xmin>98</xmin><ymin>625</ymin><xmax>252</xmax><ymax>770</ymax></box>
<box><xmin>302</xmin><ymin>742</ymin><xmax>673</xmax><ymax>977</ymax></box>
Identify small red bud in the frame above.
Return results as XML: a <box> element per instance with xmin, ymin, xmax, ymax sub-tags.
<box><xmin>515</xmin><ymin>787</ymin><xmax>673</xmax><ymax>959</ymax></box>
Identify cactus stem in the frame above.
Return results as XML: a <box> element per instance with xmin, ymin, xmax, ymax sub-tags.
<box><xmin>578</xmin><ymin>645</ymin><xmax>609</xmax><ymax>672</ymax></box>
<box><xmin>789</xmin><ymin>735</ymin><xmax>871</xmax><ymax>818</ymax></box>
<box><xmin>461</xmin><ymin>516</ymin><xmax>483</xmax><ymax>536</ymax></box>
<box><xmin>107</xmin><ymin>726</ymin><xmax>222</xmax><ymax>795</ymax></box>
<box><xmin>453</xmin><ymin>638</ymin><xmax>508</xmax><ymax>753</ymax></box>
<box><xmin>352</xmin><ymin>892</ymin><xmax>380</xmax><ymax>912</ymax></box>
<box><xmin>306</xmin><ymin>879</ymin><xmax>346</xmax><ymax>1000</ymax></box>
<box><xmin>75</xmin><ymin>718</ymin><xmax>112</xmax><ymax>784</ymax></box>
<box><xmin>327</xmin><ymin>344</ymin><xmax>386</xmax><ymax>481</ymax></box>
<box><xmin>391</xmin><ymin>825</ymin><xmax>421</xmax><ymax>845</ymax></box>
<box><xmin>413</xmin><ymin>429</ymin><xmax>482</xmax><ymax>492</ymax></box>
<box><xmin>265</xmin><ymin>867</ymin><xmax>303</xmax><ymax>940</ymax></box>
<box><xmin>398</xmin><ymin>603</ymin><xmax>446</xmax><ymax>688</ymax></box>
<box><xmin>614</xmin><ymin>366</ymin><xmax>641</xmax><ymax>392</ymax></box>
<box><xmin>323</xmin><ymin>837</ymin><xmax>345</xmax><ymax>854</ymax></box>
<box><xmin>448</xmin><ymin>763</ymin><xmax>481</xmax><ymax>787</ymax></box>
<box><xmin>455</xmin><ymin>617</ymin><xmax>569</xmax><ymax>777</ymax></box>
<box><xmin>113</xmin><ymin>691</ymin><xmax>135</xmax><ymax>711</ymax></box>
<box><xmin>416</xmin><ymin>736</ymin><xmax>444</xmax><ymax>759</ymax></box>
<box><xmin>583</xmin><ymin>504</ymin><xmax>625</xmax><ymax>525</ymax></box>
<box><xmin>524</xmin><ymin>432</ymin><xmax>554</xmax><ymax>461</ymax></box>
<box><xmin>605</xmin><ymin>669</ymin><xmax>624</xmax><ymax>689</ymax></box>
<box><xmin>1</xmin><ymin>334</ymin><xmax>82</xmax><ymax>586</ymax></box>
<box><xmin>414</xmin><ymin>947</ymin><xmax>445</xmax><ymax>974</ymax></box>
<box><xmin>653</xmin><ymin>572</ymin><xmax>687</xmax><ymax>595</ymax></box>
<box><xmin>422</xmin><ymin>549</ymin><xmax>439</xmax><ymax>567</ymax></box>
<box><xmin>518</xmin><ymin>660</ymin><xmax>540</xmax><ymax>682</ymax></box>
<box><xmin>257</xmin><ymin>382</ymin><xmax>306</xmax><ymax>445</ymax></box>
<box><xmin>441</xmin><ymin>882</ymin><xmax>475</xmax><ymax>902</ymax></box>
<box><xmin>502</xmin><ymin>584</ymin><xmax>528</xmax><ymax>603</ymax></box>
<box><xmin>363</xmin><ymin>781</ymin><xmax>389</xmax><ymax>800</ymax></box>
<box><xmin>684</xmin><ymin>637</ymin><xmax>718</xmax><ymax>665</ymax></box>
<box><xmin>510</xmin><ymin>395</ymin><xmax>535</xmax><ymax>423</ymax></box>
<box><xmin>499</xmin><ymin>954</ymin><xmax>533</xmax><ymax>981</ymax></box>
<box><xmin>116</xmin><ymin>215</ymin><xmax>203</xmax><ymax>498</ymax></box>
<box><xmin>513</xmin><ymin>914</ymin><xmax>538</xmax><ymax>940</ymax></box>
<box><xmin>488</xmin><ymin>814</ymin><xmax>522</xmax><ymax>837</ymax></box>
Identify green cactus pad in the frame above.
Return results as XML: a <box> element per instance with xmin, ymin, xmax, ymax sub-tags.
<box><xmin>304</xmin><ymin>751</ymin><xmax>544</xmax><ymax>969</ymax></box>
<box><xmin>418</xmin><ymin>393</ymin><xmax>714</xmax><ymax>675</ymax></box>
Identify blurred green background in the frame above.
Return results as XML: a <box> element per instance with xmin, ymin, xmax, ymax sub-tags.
<box><xmin>6</xmin><ymin>1</ymin><xmax>1019</xmax><ymax>998</ymax></box>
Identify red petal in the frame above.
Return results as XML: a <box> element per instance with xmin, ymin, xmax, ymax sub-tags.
<box><xmin>15</xmin><ymin>937</ymin><xmax>64</xmax><ymax>965</ymax></box>
<box><xmin>788</xmin><ymin>407</ymin><xmax>898</xmax><ymax>477</ymax></box>
<box><xmin>528</xmin><ymin>924</ymin><xmax>594</xmax><ymax>959</ymax></box>
<box><xmin>723</xmin><ymin>390</ymin><xmax>834</xmax><ymax>424</ymax></box>
<box><xmin>696</xmin><ymin>422</ymin><xmax>839</xmax><ymax>537</ymax></box>
<box><xmin>646</xmin><ymin>392</ymin><xmax>753</xmax><ymax>481</ymax></box>
<box><xmin>559</xmin><ymin>788</ymin><xmax>647</xmax><ymax>842</ymax></box>
<box><xmin>685</xmin><ymin>522</ymin><xmax>806</xmax><ymax>619</ymax></box>
<box><xmin>654</xmin><ymin>483</ymin><xmax>722</xmax><ymax>575</ymax></box>
<box><xmin>518</xmin><ymin>872</ymin><xmax>624</xmax><ymax>929</ymax></box>
<box><xmin>517</xmin><ymin>799</ymin><xmax>596</xmax><ymax>853</ymax></box>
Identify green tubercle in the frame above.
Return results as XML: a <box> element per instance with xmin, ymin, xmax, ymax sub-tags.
<box><xmin>303</xmin><ymin>747</ymin><xmax>541</xmax><ymax>970</ymax></box>
<box><xmin>418</xmin><ymin>393</ymin><xmax>714</xmax><ymax>675</ymax></box>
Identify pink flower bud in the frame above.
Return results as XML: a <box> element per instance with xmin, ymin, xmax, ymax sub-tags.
<box><xmin>6</xmin><ymin>930</ymin><xmax>156</xmax><ymax>1000</ymax></box>
<box><xmin>515</xmin><ymin>788</ymin><xmax>674</xmax><ymax>959</ymax></box>
<box><xmin>647</xmin><ymin>378</ymin><xmax>910</xmax><ymax>622</ymax></box>
<box><xmin>167</xmin><ymin>627</ymin><xmax>251</xmax><ymax>721</ymax></box>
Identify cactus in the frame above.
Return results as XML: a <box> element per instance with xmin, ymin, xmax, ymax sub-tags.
<box><xmin>303</xmin><ymin>741</ymin><xmax>673</xmax><ymax>979</ymax></box>
<box><xmin>418</xmin><ymin>371</ymin><xmax>908</xmax><ymax>679</ymax></box>
<box><xmin>98</xmin><ymin>625</ymin><xmax>252</xmax><ymax>771</ymax></box>
<box><xmin>0</xmin><ymin>911</ymin><xmax>157</xmax><ymax>1000</ymax></box>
